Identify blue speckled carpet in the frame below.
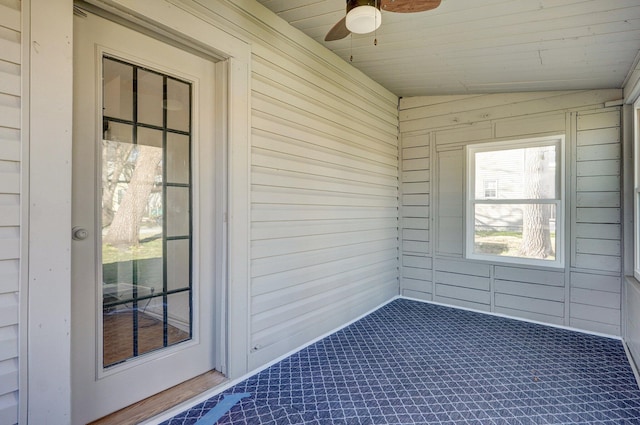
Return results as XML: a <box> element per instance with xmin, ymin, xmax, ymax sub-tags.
<box><xmin>162</xmin><ymin>299</ymin><xmax>640</xmax><ymax>424</ymax></box>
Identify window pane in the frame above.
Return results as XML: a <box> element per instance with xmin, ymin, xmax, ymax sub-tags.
<box><xmin>166</xmin><ymin>78</ymin><xmax>190</xmax><ymax>132</ymax></box>
<box><xmin>474</xmin><ymin>203</ymin><xmax>556</xmax><ymax>261</ymax></box>
<box><xmin>137</xmin><ymin>126</ymin><xmax>163</xmax><ymax>148</ymax></box>
<box><xmin>103</xmin><ymin>58</ymin><xmax>133</xmax><ymax>121</ymax></box>
<box><xmin>166</xmin><ymin>186</ymin><xmax>190</xmax><ymax>237</ymax></box>
<box><xmin>167</xmin><ymin>292</ymin><xmax>191</xmax><ymax>344</ymax></box>
<box><xmin>137</xmin><ymin>69</ymin><xmax>164</xmax><ymax>127</ymax></box>
<box><xmin>167</xmin><ymin>133</ymin><xmax>190</xmax><ymax>184</ymax></box>
<box><xmin>475</xmin><ymin>145</ymin><xmax>557</xmax><ymax>200</ymax></box>
<box><xmin>167</xmin><ymin>239</ymin><xmax>190</xmax><ymax>291</ymax></box>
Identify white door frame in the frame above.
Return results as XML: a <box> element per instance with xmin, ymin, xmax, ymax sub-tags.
<box><xmin>24</xmin><ymin>0</ymin><xmax>251</xmax><ymax>422</ymax></box>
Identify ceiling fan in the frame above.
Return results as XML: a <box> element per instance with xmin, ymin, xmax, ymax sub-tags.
<box><xmin>325</xmin><ymin>0</ymin><xmax>442</xmax><ymax>41</ymax></box>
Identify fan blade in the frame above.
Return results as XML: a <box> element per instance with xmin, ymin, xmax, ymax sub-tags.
<box><xmin>381</xmin><ymin>0</ymin><xmax>441</xmax><ymax>13</ymax></box>
<box><xmin>325</xmin><ymin>17</ymin><xmax>350</xmax><ymax>41</ymax></box>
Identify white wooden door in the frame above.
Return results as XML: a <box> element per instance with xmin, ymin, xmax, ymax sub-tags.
<box><xmin>71</xmin><ymin>11</ymin><xmax>219</xmax><ymax>424</ymax></box>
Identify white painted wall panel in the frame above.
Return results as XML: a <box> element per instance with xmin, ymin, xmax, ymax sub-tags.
<box><xmin>571</xmin><ymin>287</ymin><xmax>620</xmax><ymax>309</ymax></box>
<box><xmin>495</xmin><ymin>306</ymin><xmax>565</xmax><ymax>326</ymax></box>
<box><xmin>399</xmin><ymin>90</ymin><xmax>623</xmax><ymax>335</ymax></box>
<box><xmin>435</xmin><ymin>271</ymin><xmax>490</xmax><ymax>291</ymax></box>
<box><xmin>402</xmin><ymin>255</ymin><xmax>431</xmax><ymax>269</ymax></box>
<box><xmin>576</xmin><ymin>110</ymin><xmax>620</xmax><ymax>130</ymax></box>
<box><xmin>435</xmin><ymin>295</ymin><xmax>491</xmax><ymax>312</ymax></box>
<box><xmin>495</xmin><ymin>113</ymin><xmax>565</xmax><ymax>138</ymax></box>
<box><xmin>576</xmin><ymin>192</ymin><xmax>620</xmax><ymax>207</ymax></box>
<box><xmin>571</xmin><ymin>272</ymin><xmax>620</xmax><ymax>293</ymax></box>
<box><xmin>576</xmin><ymin>159</ymin><xmax>620</xmax><ymax>176</ymax></box>
<box><xmin>576</xmin><ymin>144</ymin><xmax>620</xmax><ymax>161</ymax></box>
<box><xmin>402</xmin><ymin>289</ymin><xmax>432</xmax><ymax>301</ymax></box>
<box><xmin>495</xmin><ymin>280</ymin><xmax>564</xmax><ymax>301</ymax></box>
<box><xmin>574</xmin><ymin>253</ymin><xmax>620</xmax><ymax>273</ymax></box>
<box><xmin>400</xmin><ymin>90</ymin><xmax>620</xmax><ymax>133</ymax></box>
<box><xmin>435</xmin><ymin>124</ymin><xmax>493</xmax><ymax>146</ymax></box>
<box><xmin>402</xmin><ymin>240</ymin><xmax>429</xmax><ymax>254</ymax></box>
<box><xmin>213</xmin><ymin>0</ymin><xmax>402</xmax><ymax>368</ymax></box>
<box><xmin>436</xmin><ymin>284</ymin><xmax>491</xmax><ymax>305</ymax></box>
<box><xmin>575</xmin><ymin>223</ymin><xmax>620</xmax><ymax>240</ymax></box>
<box><xmin>576</xmin><ymin>176</ymin><xmax>620</xmax><ymax>192</ymax></box>
<box><xmin>400</xmin><ymin>133</ymin><xmax>429</xmax><ymax>294</ymax></box>
<box><xmin>0</xmin><ymin>326</ymin><xmax>17</xmax><ymax>364</ymax></box>
<box><xmin>576</xmin><ymin>208</ymin><xmax>621</xmax><ymax>223</ymax></box>
<box><xmin>577</xmin><ymin>127</ymin><xmax>619</xmax><ymax>146</ymax></box>
<box><xmin>436</xmin><ymin>150</ymin><xmax>463</xmax><ymax>256</ymax></box>
<box><xmin>435</xmin><ymin>258</ymin><xmax>491</xmax><ymax>277</ymax></box>
<box><xmin>432</xmin><ymin>259</ymin><xmax>491</xmax><ymax>308</ymax></box>
<box><xmin>402</xmin><ymin>278</ymin><xmax>433</xmax><ymax>294</ymax></box>
<box><xmin>0</xmin><ymin>1</ymin><xmax>20</xmax><ymax>422</ymax></box>
<box><xmin>570</xmin><ymin>109</ymin><xmax>622</xmax><ymax>334</ymax></box>
<box><xmin>495</xmin><ymin>293</ymin><xmax>564</xmax><ymax>318</ymax></box>
<box><xmin>494</xmin><ymin>266</ymin><xmax>564</xmax><ymax>286</ymax></box>
<box><xmin>252</xmin><ymin>247</ymin><xmax>397</xmax><ymax>293</ymax></box>
<box><xmin>575</xmin><ymin>238</ymin><xmax>621</xmax><ymax>256</ymax></box>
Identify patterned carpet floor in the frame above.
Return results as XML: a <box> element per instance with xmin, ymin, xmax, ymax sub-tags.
<box><xmin>161</xmin><ymin>298</ymin><xmax>640</xmax><ymax>424</ymax></box>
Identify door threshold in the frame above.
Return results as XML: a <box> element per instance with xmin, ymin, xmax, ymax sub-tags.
<box><xmin>88</xmin><ymin>370</ymin><xmax>227</xmax><ymax>425</ymax></box>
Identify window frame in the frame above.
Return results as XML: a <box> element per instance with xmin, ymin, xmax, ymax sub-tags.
<box><xmin>465</xmin><ymin>135</ymin><xmax>565</xmax><ymax>268</ymax></box>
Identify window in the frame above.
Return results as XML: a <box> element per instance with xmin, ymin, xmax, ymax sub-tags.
<box><xmin>466</xmin><ymin>136</ymin><xmax>564</xmax><ymax>267</ymax></box>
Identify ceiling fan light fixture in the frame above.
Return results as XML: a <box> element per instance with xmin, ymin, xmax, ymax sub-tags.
<box><xmin>346</xmin><ymin>5</ymin><xmax>382</xmax><ymax>34</ymax></box>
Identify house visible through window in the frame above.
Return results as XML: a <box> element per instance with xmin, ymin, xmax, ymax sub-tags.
<box><xmin>466</xmin><ymin>136</ymin><xmax>564</xmax><ymax>267</ymax></box>
<box><xmin>484</xmin><ymin>179</ymin><xmax>498</xmax><ymax>198</ymax></box>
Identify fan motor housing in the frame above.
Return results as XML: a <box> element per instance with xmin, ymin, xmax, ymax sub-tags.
<box><xmin>347</xmin><ymin>0</ymin><xmax>381</xmax><ymax>13</ymax></box>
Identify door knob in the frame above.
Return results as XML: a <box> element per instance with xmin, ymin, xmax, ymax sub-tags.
<box><xmin>72</xmin><ymin>227</ymin><xmax>89</xmax><ymax>241</ymax></box>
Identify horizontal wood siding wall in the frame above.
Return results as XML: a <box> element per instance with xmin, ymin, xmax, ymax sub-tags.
<box><xmin>0</xmin><ymin>0</ymin><xmax>20</xmax><ymax>424</ymax></box>
<box><xmin>196</xmin><ymin>1</ymin><xmax>400</xmax><ymax>368</ymax></box>
<box><xmin>400</xmin><ymin>132</ymin><xmax>431</xmax><ymax>300</ymax></box>
<box><xmin>399</xmin><ymin>90</ymin><xmax>623</xmax><ymax>335</ymax></box>
<box><xmin>571</xmin><ymin>110</ymin><xmax>622</xmax><ymax>335</ymax></box>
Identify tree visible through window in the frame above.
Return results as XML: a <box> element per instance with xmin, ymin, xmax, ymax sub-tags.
<box><xmin>466</xmin><ymin>136</ymin><xmax>564</xmax><ymax>267</ymax></box>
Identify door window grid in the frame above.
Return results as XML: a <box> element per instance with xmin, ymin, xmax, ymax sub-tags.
<box><xmin>101</xmin><ymin>56</ymin><xmax>193</xmax><ymax>367</ymax></box>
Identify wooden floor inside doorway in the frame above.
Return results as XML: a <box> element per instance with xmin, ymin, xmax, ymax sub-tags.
<box><xmin>89</xmin><ymin>369</ymin><xmax>227</xmax><ymax>425</ymax></box>
<box><xmin>91</xmin><ymin>310</ymin><xmax>226</xmax><ymax>424</ymax></box>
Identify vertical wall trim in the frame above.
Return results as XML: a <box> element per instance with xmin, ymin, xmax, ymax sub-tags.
<box><xmin>19</xmin><ymin>0</ymin><xmax>31</xmax><ymax>423</ymax></box>
<box><xmin>565</xmin><ymin>111</ymin><xmax>575</xmax><ymax>326</ymax></box>
<box><xmin>226</xmin><ymin>55</ymin><xmax>251</xmax><ymax>378</ymax></box>
<box><xmin>430</xmin><ymin>131</ymin><xmax>436</xmax><ymax>292</ymax></box>
<box><xmin>622</xmin><ymin>105</ymin><xmax>635</xmax><ymax>278</ymax></box>
<box><xmin>489</xmin><ymin>265</ymin><xmax>495</xmax><ymax>311</ymax></box>
<box><xmin>27</xmin><ymin>0</ymin><xmax>74</xmax><ymax>423</ymax></box>
<box><xmin>622</xmin><ymin>105</ymin><xmax>635</xmax><ymax>341</ymax></box>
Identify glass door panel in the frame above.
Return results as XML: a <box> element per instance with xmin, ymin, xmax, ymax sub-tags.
<box><xmin>101</xmin><ymin>56</ymin><xmax>192</xmax><ymax>368</ymax></box>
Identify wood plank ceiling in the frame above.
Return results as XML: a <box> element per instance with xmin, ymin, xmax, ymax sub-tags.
<box><xmin>256</xmin><ymin>0</ymin><xmax>640</xmax><ymax>97</ymax></box>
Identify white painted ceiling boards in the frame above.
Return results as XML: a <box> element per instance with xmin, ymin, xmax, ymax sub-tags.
<box><xmin>256</xmin><ymin>0</ymin><xmax>640</xmax><ymax>97</ymax></box>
